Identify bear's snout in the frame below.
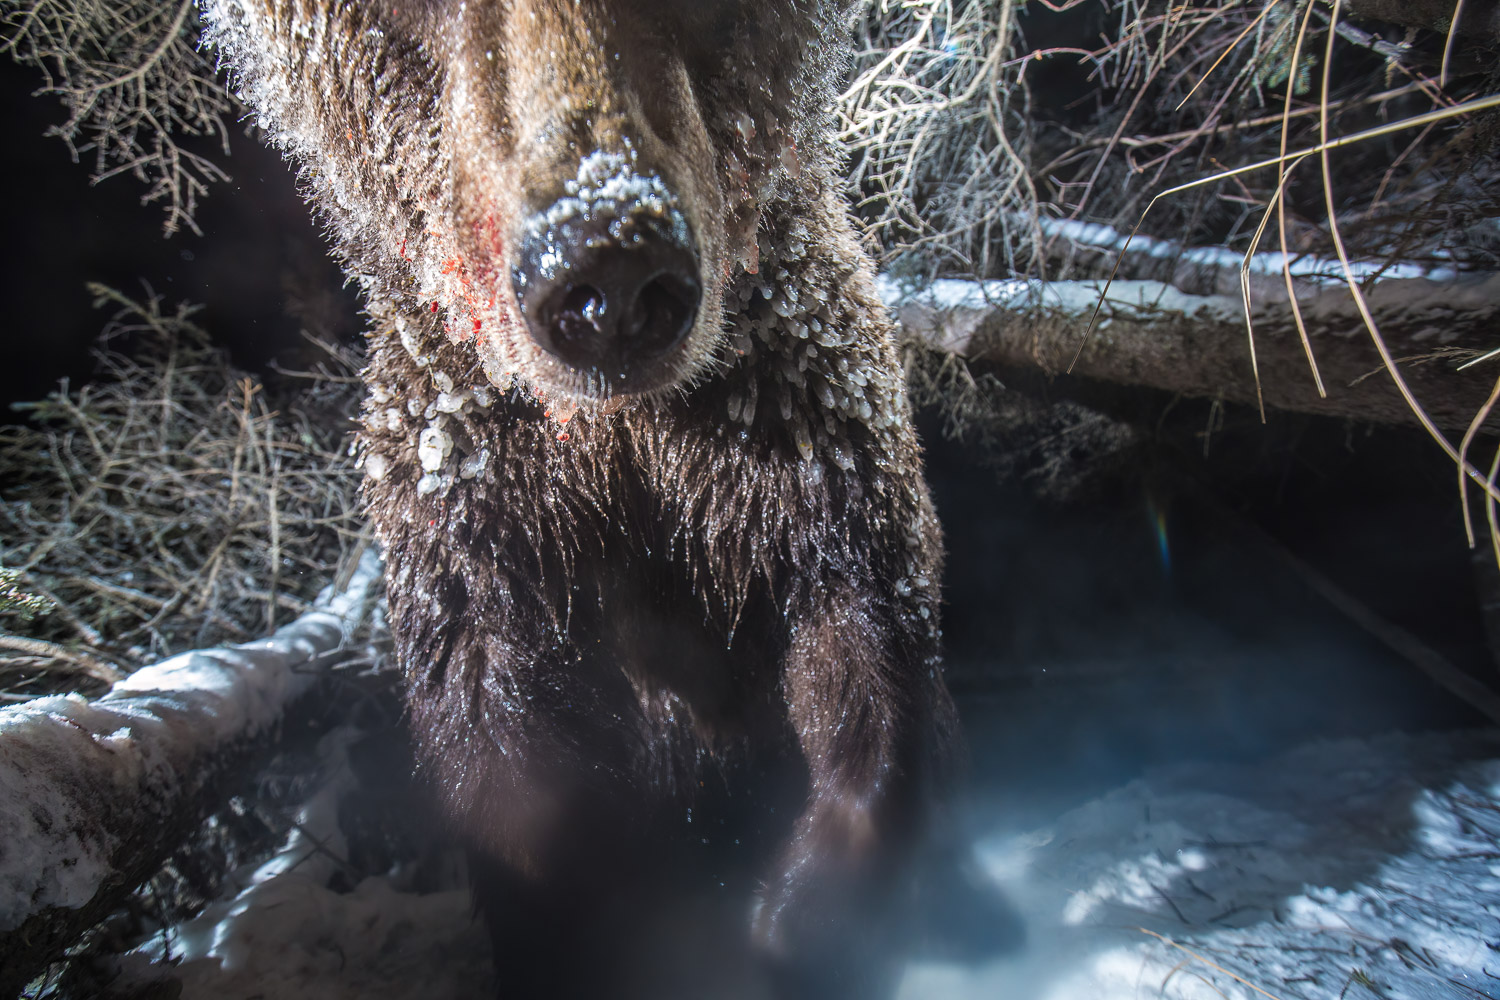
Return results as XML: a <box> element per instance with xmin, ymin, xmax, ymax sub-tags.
<box><xmin>511</xmin><ymin>162</ymin><xmax>702</xmax><ymax>394</ymax></box>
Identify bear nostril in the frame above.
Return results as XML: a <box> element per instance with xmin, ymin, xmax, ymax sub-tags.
<box><xmin>623</xmin><ymin>274</ymin><xmax>699</xmax><ymax>357</ymax></box>
<box><xmin>552</xmin><ymin>284</ymin><xmax>608</xmax><ymax>352</ymax></box>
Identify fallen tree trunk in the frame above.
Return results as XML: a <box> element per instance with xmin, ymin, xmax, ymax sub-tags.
<box><xmin>1347</xmin><ymin>0</ymin><xmax>1500</xmax><ymax>41</ymax></box>
<box><xmin>887</xmin><ymin>272</ymin><xmax>1500</xmax><ymax>432</ymax></box>
<box><xmin>0</xmin><ymin>550</ymin><xmax>381</xmax><ymax>997</ymax></box>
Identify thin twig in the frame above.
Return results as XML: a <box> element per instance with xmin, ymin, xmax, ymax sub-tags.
<box><xmin>1137</xmin><ymin>927</ymin><xmax>1288</xmax><ymax>1000</ymax></box>
<box><xmin>0</xmin><ymin>634</ymin><xmax>124</xmax><ymax>683</ymax></box>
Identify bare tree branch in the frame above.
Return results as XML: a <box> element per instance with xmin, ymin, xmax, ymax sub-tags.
<box><xmin>1</xmin><ymin>0</ymin><xmax>235</xmax><ymax>235</ymax></box>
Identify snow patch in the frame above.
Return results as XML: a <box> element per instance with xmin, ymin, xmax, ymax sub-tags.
<box><xmin>902</xmin><ymin>731</ymin><xmax>1500</xmax><ymax>1000</ymax></box>
<box><xmin>116</xmin><ymin>725</ymin><xmax>488</xmax><ymax>1000</ymax></box>
<box><xmin>1038</xmin><ymin>217</ymin><xmax>1462</xmax><ymax>285</ymax></box>
<box><xmin>877</xmin><ymin>273</ymin><xmax>1240</xmax><ymax>323</ymax></box>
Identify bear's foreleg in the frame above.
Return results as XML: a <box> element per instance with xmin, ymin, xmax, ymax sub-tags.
<box><xmin>752</xmin><ymin>582</ymin><xmax>937</xmax><ymax>987</ymax></box>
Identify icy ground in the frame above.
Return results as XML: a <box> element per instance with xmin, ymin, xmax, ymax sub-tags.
<box><xmin>909</xmin><ymin>729</ymin><xmax>1500</xmax><ymax>1000</ymax></box>
<box><xmin>104</xmin><ymin>725</ymin><xmax>1500</xmax><ymax>1000</ymax></box>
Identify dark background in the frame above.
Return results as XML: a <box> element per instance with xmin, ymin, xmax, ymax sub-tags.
<box><xmin>0</xmin><ymin>56</ymin><xmax>357</xmax><ymax>410</ymax></box>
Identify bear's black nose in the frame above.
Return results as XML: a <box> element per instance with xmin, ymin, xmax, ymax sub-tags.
<box><xmin>512</xmin><ymin>199</ymin><xmax>700</xmax><ymax>391</ymax></box>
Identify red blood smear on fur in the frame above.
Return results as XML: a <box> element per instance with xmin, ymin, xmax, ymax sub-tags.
<box><xmin>479</xmin><ymin>210</ymin><xmax>505</xmax><ymax>258</ymax></box>
<box><xmin>431</xmin><ymin>302</ymin><xmax>439</xmax><ymax>313</ymax></box>
<box><xmin>557</xmin><ymin>432</ymin><xmax>570</xmax><ymax>442</ymax></box>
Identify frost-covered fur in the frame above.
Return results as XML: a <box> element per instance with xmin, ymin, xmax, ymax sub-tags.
<box><xmin>199</xmin><ymin>0</ymin><xmax>954</xmax><ymax>992</ymax></box>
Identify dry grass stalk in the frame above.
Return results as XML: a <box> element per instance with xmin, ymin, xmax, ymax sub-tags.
<box><xmin>1137</xmin><ymin>927</ymin><xmax>1289</xmax><ymax>1000</ymax></box>
<box><xmin>0</xmin><ymin>285</ymin><xmax>367</xmax><ymax>700</ymax></box>
<box><xmin>846</xmin><ymin>0</ymin><xmax>1500</xmax><ymax>280</ymax></box>
<box><xmin>842</xmin><ymin>0</ymin><xmax>1053</xmax><ymax>277</ymax></box>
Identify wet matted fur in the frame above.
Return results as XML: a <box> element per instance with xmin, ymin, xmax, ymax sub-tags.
<box><xmin>200</xmin><ymin>1</ymin><xmax>957</xmax><ymax>993</ymax></box>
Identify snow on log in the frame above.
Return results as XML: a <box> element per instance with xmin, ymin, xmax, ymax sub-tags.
<box><xmin>1032</xmin><ymin>217</ymin><xmax>1463</xmax><ymax>299</ymax></box>
<box><xmin>0</xmin><ymin>549</ymin><xmax>382</xmax><ymax>997</ymax></box>
<box><xmin>885</xmin><ymin>269</ymin><xmax>1500</xmax><ymax>431</ymax></box>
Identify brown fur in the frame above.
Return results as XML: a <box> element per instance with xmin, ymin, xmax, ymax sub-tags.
<box><xmin>201</xmin><ymin>1</ymin><xmax>956</xmax><ymax>993</ymax></box>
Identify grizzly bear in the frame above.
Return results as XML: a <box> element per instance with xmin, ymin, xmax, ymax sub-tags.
<box><xmin>200</xmin><ymin>0</ymin><xmax>957</xmax><ymax>994</ymax></box>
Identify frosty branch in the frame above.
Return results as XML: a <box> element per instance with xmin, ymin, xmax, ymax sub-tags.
<box><xmin>889</xmin><ymin>264</ymin><xmax>1500</xmax><ymax>432</ymax></box>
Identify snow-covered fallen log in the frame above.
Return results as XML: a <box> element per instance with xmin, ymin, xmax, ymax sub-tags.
<box><xmin>885</xmin><ymin>269</ymin><xmax>1500</xmax><ymax>431</ymax></box>
<box><xmin>1031</xmin><ymin>217</ymin><xmax>1468</xmax><ymax>300</ymax></box>
<box><xmin>0</xmin><ymin>549</ymin><xmax>382</xmax><ymax>997</ymax></box>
